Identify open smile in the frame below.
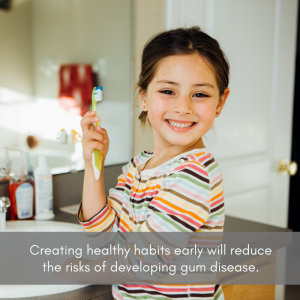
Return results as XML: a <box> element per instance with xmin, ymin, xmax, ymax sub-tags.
<box><xmin>165</xmin><ymin>119</ymin><xmax>197</xmax><ymax>132</ymax></box>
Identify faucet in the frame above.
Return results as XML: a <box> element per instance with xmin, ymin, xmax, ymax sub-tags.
<box><xmin>0</xmin><ymin>196</ymin><xmax>10</xmax><ymax>231</ymax></box>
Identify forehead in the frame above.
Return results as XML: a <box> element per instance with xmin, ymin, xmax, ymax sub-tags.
<box><xmin>154</xmin><ymin>53</ymin><xmax>217</xmax><ymax>85</ymax></box>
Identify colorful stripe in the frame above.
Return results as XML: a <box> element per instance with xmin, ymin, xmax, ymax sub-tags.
<box><xmin>78</xmin><ymin>149</ymin><xmax>225</xmax><ymax>299</ymax></box>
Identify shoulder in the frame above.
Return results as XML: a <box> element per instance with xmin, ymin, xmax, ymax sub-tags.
<box><xmin>166</xmin><ymin>150</ymin><xmax>222</xmax><ymax>188</ymax></box>
<box><xmin>194</xmin><ymin>151</ymin><xmax>223</xmax><ymax>187</ymax></box>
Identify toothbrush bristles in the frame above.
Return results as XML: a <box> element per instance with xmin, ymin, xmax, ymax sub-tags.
<box><xmin>94</xmin><ymin>86</ymin><xmax>103</xmax><ymax>102</ymax></box>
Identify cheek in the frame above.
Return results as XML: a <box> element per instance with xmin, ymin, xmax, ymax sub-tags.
<box><xmin>148</xmin><ymin>95</ymin><xmax>168</xmax><ymax>121</ymax></box>
<box><xmin>197</xmin><ymin>103</ymin><xmax>216</xmax><ymax>124</ymax></box>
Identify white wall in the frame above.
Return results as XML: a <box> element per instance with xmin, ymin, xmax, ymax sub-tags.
<box><xmin>133</xmin><ymin>0</ymin><xmax>166</xmax><ymax>156</ymax></box>
<box><xmin>32</xmin><ymin>0</ymin><xmax>132</xmax><ymax>103</ymax></box>
<box><xmin>0</xmin><ymin>0</ymin><xmax>33</xmax><ymax>94</ymax></box>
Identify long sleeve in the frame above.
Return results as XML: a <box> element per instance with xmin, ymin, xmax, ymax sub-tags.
<box><xmin>78</xmin><ymin>162</ymin><xmax>130</xmax><ymax>232</ymax></box>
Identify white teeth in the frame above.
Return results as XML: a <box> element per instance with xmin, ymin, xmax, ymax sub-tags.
<box><xmin>168</xmin><ymin>120</ymin><xmax>194</xmax><ymax>128</ymax></box>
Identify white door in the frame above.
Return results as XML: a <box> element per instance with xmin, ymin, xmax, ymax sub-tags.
<box><xmin>166</xmin><ymin>0</ymin><xmax>298</xmax><ymax>228</ymax></box>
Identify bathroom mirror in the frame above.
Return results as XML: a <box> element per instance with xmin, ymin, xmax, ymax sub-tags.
<box><xmin>0</xmin><ymin>0</ymin><xmax>134</xmax><ymax>176</ymax></box>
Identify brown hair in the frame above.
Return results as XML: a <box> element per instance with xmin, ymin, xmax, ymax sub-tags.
<box><xmin>137</xmin><ymin>26</ymin><xmax>230</xmax><ymax>127</ymax></box>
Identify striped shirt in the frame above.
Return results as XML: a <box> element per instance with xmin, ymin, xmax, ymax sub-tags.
<box><xmin>78</xmin><ymin>148</ymin><xmax>225</xmax><ymax>299</ymax></box>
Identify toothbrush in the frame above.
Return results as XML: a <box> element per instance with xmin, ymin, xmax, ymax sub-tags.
<box><xmin>92</xmin><ymin>86</ymin><xmax>103</xmax><ymax>180</ymax></box>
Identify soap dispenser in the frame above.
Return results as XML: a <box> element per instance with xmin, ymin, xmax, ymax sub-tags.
<box><xmin>34</xmin><ymin>156</ymin><xmax>54</xmax><ymax>220</ymax></box>
<box><xmin>9</xmin><ymin>151</ymin><xmax>35</xmax><ymax>220</ymax></box>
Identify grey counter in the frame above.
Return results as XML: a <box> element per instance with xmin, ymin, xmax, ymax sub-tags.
<box><xmin>54</xmin><ymin>211</ymin><xmax>290</xmax><ymax>233</ymax></box>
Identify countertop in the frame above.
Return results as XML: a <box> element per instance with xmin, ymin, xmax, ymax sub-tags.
<box><xmin>54</xmin><ymin>210</ymin><xmax>290</xmax><ymax>232</ymax></box>
<box><xmin>4</xmin><ymin>212</ymin><xmax>290</xmax><ymax>300</ymax></box>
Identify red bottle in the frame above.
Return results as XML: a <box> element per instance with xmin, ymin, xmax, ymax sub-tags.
<box><xmin>9</xmin><ymin>152</ymin><xmax>35</xmax><ymax>221</ymax></box>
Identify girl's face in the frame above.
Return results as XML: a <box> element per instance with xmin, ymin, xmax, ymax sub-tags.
<box><xmin>140</xmin><ymin>53</ymin><xmax>230</xmax><ymax>149</ymax></box>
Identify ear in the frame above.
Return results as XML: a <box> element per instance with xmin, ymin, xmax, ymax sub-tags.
<box><xmin>216</xmin><ymin>87</ymin><xmax>230</xmax><ymax>117</ymax></box>
<box><xmin>139</xmin><ymin>88</ymin><xmax>148</xmax><ymax>112</ymax></box>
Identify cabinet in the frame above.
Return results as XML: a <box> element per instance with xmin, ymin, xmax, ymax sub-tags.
<box><xmin>222</xmin><ymin>285</ymin><xmax>275</xmax><ymax>300</ymax></box>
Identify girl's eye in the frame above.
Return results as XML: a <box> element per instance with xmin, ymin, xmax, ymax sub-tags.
<box><xmin>160</xmin><ymin>90</ymin><xmax>175</xmax><ymax>95</ymax></box>
<box><xmin>194</xmin><ymin>93</ymin><xmax>208</xmax><ymax>98</ymax></box>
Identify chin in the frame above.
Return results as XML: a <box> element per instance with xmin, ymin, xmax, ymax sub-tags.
<box><xmin>165</xmin><ymin>136</ymin><xmax>196</xmax><ymax>146</ymax></box>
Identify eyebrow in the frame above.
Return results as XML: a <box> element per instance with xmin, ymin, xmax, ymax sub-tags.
<box><xmin>156</xmin><ymin>80</ymin><xmax>215</xmax><ymax>89</ymax></box>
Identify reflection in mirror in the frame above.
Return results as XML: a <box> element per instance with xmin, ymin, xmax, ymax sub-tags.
<box><xmin>0</xmin><ymin>0</ymin><xmax>134</xmax><ymax>177</ymax></box>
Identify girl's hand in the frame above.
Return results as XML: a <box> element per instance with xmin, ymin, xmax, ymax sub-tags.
<box><xmin>80</xmin><ymin>111</ymin><xmax>109</xmax><ymax>167</ymax></box>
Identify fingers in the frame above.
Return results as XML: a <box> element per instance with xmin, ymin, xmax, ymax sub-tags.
<box><xmin>85</xmin><ymin>136</ymin><xmax>108</xmax><ymax>153</ymax></box>
<box><xmin>82</xmin><ymin>125</ymin><xmax>109</xmax><ymax>154</ymax></box>
<box><xmin>95</xmin><ymin>126</ymin><xmax>109</xmax><ymax>144</ymax></box>
<box><xmin>83</xmin><ymin>110</ymin><xmax>96</xmax><ymax>118</ymax></box>
<box><xmin>80</xmin><ymin>111</ymin><xmax>100</xmax><ymax>134</ymax></box>
<box><xmin>81</xmin><ymin>111</ymin><xmax>109</xmax><ymax>164</ymax></box>
<box><xmin>83</xmin><ymin>129</ymin><xmax>106</xmax><ymax>144</ymax></box>
<box><xmin>89</xmin><ymin>140</ymin><xmax>106</xmax><ymax>152</ymax></box>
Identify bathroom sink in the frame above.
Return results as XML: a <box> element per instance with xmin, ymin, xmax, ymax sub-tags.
<box><xmin>5</xmin><ymin>220</ymin><xmax>83</xmax><ymax>232</ymax></box>
<box><xmin>1</xmin><ymin>220</ymin><xmax>88</xmax><ymax>299</ymax></box>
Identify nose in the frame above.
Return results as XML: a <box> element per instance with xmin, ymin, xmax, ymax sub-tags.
<box><xmin>172</xmin><ymin>95</ymin><xmax>193</xmax><ymax>115</ymax></box>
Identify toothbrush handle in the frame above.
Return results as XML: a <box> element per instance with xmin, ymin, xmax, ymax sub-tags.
<box><xmin>93</xmin><ymin>114</ymin><xmax>103</xmax><ymax>172</ymax></box>
<box><xmin>93</xmin><ymin>102</ymin><xmax>100</xmax><ymax>127</ymax></box>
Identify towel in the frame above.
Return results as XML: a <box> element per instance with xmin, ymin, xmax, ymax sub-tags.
<box><xmin>58</xmin><ymin>64</ymin><xmax>95</xmax><ymax>117</ymax></box>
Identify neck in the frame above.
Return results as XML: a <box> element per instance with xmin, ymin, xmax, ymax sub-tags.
<box><xmin>151</xmin><ymin>131</ymin><xmax>205</xmax><ymax>164</ymax></box>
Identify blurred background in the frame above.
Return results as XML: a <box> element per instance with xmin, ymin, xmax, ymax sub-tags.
<box><xmin>0</xmin><ymin>0</ymin><xmax>134</xmax><ymax>173</ymax></box>
<box><xmin>0</xmin><ymin>0</ymin><xmax>299</xmax><ymax>231</ymax></box>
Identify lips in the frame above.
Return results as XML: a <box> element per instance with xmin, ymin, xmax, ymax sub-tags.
<box><xmin>165</xmin><ymin>119</ymin><xmax>197</xmax><ymax>132</ymax></box>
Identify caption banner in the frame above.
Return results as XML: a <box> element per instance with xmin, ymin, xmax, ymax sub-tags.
<box><xmin>0</xmin><ymin>232</ymin><xmax>298</xmax><ymax>285</ymax></box>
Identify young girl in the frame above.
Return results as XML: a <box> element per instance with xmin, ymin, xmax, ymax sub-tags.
<box><xmin>79</xmin><ymin>26</ymin><xmax>230</xmax><ymax>300</ymax></box>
